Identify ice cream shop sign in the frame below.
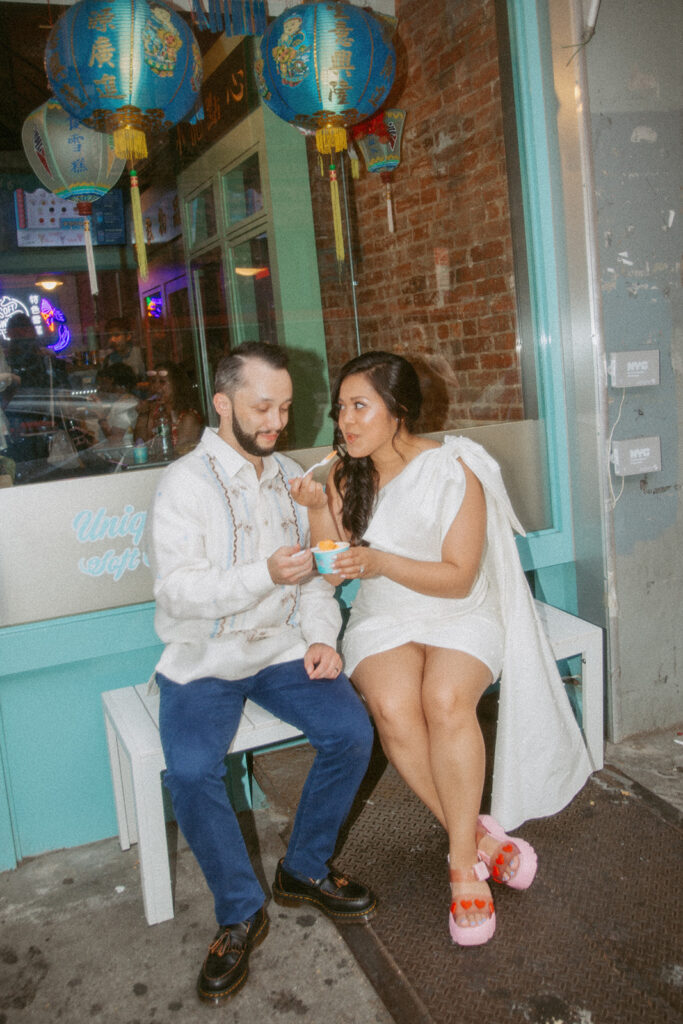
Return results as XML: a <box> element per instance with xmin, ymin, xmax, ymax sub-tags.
<box><xmin>73</xmin><ymin>503</ymin><xmax>149</xmax><ymax>582</ymax></box>
<box><xmin>0</xmin><ymin>467</ymin><xmax>162</xmax><ymax>627</ymax></box>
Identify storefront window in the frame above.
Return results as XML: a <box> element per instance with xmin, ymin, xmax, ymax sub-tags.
<box><xmin>187</xmin><ymin>185</ymin><xmax>217</xmax><ymax>247</ymax></box>
<box><xmin>0</xmin><ymin>8</ymin><xmax>574</xmax><ymax>578</ymax></box>
<box><xmin>223</xmin><ymin>152</ymin><xmax>263</xmax><ymax>226</ymax></box>
<box><xmin>226</xmin><ymin>234</ymin><xmax>275</xmax><ymax>347</ymax></box>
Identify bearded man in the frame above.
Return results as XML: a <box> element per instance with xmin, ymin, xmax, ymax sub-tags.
<box><xmin>150</xmin><ymin>341</ymin><xmax>375</xmax><ymax>1005</ymax></box>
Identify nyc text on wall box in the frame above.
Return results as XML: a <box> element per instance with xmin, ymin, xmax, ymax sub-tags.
<box><xmin>608</xmin><ymin>350</ymin><xmax>660</xmax><ymax>387</ymax></box>
<box><xmin>611</xmin><ymin>436</ymin><xmax>662</xmax><ymax>476</ymax></box>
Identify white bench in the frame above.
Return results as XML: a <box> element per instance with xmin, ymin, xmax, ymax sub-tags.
<box><xmin>102</xmin><ymin>601</ymin><xmax>603</xmax><ymax>926</ymax></box>
<box><xmin>102</xmin><ymin>683</ymin><xmax>304</xmax><ymax>926</ymax></box>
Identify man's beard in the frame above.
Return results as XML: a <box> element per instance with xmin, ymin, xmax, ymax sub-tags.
<box><xmin>232</xmin><ymin>408</ymin><xmax>280</xmax><ymax>457</ymax></box>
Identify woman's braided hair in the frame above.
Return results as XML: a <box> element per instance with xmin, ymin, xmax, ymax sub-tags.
<box><xmin>331</xmin><ymin>352</ymin><xmax>422</xmax><ymax>544</ymax></box>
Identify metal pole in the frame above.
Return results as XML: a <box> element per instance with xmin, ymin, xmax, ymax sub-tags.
<box><xmin>340</xmin><ymin>153</ymin><xmax>362</xmax><ymax>356</ymax></box>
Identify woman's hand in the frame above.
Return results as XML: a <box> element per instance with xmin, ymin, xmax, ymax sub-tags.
<box><xmin>332</xmin><ymin>545</ymin><xmax>384</xmax><ymax>580</ymax></box>
<box><xmin>289</xmin><ymin>474</ymin><xmax>328</xmax><ymax>510</ymax></box>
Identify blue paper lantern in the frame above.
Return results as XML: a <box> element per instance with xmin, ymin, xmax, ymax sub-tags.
<box><xmin>254</xmin><ymin>1</ymin><xmax>397</xmax><ymax>261</ymax></box>
<box><xmin>255</xmin><ymin>1</ymin><xmax>396</xmax><ymax>148</ymax></box>
<box><xmin>44</xmin><ymin>0</ymin><xmax>203</xmax><ymax>162</ymax></box>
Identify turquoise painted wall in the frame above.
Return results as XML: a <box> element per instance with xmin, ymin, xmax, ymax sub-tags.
<box><xmin>0</xmin><ymin>605</ymin><xmax>162</xmax><ymax>869</ymax></box>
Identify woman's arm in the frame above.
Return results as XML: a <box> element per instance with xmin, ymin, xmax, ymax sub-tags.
<box><xmin>289</xmin><ymin>468</ymin><xmax>346</xmax><ymax>541</ymax></box>
<box><xmin>289</xmin><ymin>467</ymin><xmax>349</xmax><ymax>585</ymax></box>
<box><xmin>175</xmin><ymin>409</ymin><xmax>202</xmax><ymax>455</ymax></box>
<box><xmin>332</xmin><ymin>461</ymin><xmax>487</xmax><ymax>599</ymax></box>
<box><xmin>133</xmin><ymin>403</ymin><xmax>154</xmax><ymax>442</ymax></box>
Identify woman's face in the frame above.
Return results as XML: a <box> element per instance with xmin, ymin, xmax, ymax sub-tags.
<box><xmin>158</xmin><ymin>372</ymin><xmax>173</xmax><ymax>404</ymax></box>
<box><xmin>336</xmin><ymin>373</ymin><xmax>397</xmax><ymax>459</ymax></box>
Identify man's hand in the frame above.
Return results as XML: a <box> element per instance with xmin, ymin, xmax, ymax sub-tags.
<box><xmin>304</xmin><ymin>643</ymin><xmax>344</xmax><ymax>679</ymax></box>
<box><xmin>267</xmin><ymin>544</ymin><xmax>314</xmax><ymax>585</ymax></box>
<box><xmin>289</xmin><ymin>474</ymin><xmax>328</xmax><ymax>510</ymax></box>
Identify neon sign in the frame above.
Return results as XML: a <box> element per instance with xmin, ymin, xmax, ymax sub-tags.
<box><xmin>0</xmin><ymin>296</ymin><xmax>32</xmax><ymax>340</ymax></box>
<box><xmin>40</xmin><ymin>297</ymin><xmax>71</xmax><ymax>353</ymax></box>
<box><xmin>145</xmin><ymin>294</ymin><xmax>163</xmax><ymax>318</ymax></box>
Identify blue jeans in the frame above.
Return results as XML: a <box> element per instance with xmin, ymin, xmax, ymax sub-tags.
<box><xmin>157</xmin><ymin>660</ymin><xmax>373</xmax><ymax>926</ymax></box>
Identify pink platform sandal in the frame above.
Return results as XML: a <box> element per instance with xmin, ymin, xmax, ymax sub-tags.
<box><xmin>448</xmin><ymin>860</ymin><xmax>496</xmax><ymax>947</ymax></box>
<box><xmin>476</xmin><ymin>814</ymin><xmax>538</xmax><ymax>891</ymax></box>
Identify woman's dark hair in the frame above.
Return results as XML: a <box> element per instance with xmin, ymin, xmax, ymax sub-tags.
<box><xmin>160</xmin><ymin>362</ymin><xmax>200</xmax><ymax>414</ymax></box>
<box><xmin>331</xmin><ymin>351</ymin><xmax>422</xmax><ymax>543</ymax></box>
<box><xmin>97</xmin><ymin>363</ymin><xmax>137</xmax><ymax>391</ymax></box>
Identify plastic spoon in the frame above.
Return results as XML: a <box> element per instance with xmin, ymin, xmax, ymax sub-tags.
<box><xmin>302</xmin><ymin>450</ymin><xmax>338</xmax><ymax>476</ymax></box>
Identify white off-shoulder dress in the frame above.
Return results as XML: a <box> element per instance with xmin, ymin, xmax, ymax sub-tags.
<box><xmin>342</xmin><ymin>435</ymin><xmax>593</xmax><ymax>831</ymax></box>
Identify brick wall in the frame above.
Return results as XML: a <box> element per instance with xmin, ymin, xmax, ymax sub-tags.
<box><xmin>308</xmin><ymin>0</ymin><xmax>523</xmax><ymax>431</ymax></box>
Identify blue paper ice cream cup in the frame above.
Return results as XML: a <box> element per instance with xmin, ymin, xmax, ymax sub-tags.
<box><xmin>313</xmin><ymin>541</ymin><xmax>350</xmax><ymax>574</ymax></box>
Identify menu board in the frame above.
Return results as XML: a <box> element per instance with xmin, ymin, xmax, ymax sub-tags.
<box><xmin>14</xmin><ymin>187</ymin><xmax>126</xmax><ymax>247</ymax></box>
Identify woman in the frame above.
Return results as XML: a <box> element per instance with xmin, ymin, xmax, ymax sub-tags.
<box><xmin>93</xmin><ymin>363</ymin><xmax>140</xmax><ymax>445</ymax></box>
<box><xmin>290</xmin><ymin>351</ymin><xmax>591</xmax><ymax>946</ymax></box>
<box><xmin>135</xmin><ymin>362</ymin><xmax>202</xmax><ymax>456</ymax></box>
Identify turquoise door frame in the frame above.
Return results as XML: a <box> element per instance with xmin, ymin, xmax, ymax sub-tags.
<box><xmin>505</xmin><ymin>0</ymin><xmax>576</xmax><ymax>598</ymax></box>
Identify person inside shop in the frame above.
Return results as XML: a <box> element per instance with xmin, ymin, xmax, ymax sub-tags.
<box><xmin>90</xmin><ymin>363</ymin><xmax>140</xmax><ymax>446</ymax></box>
<box><xmin>0</xmin><ymin>336</ymin><xmax>20</xmax><ymax>484</ymax></box>
<box><xmin>150</xmin><ymin>341</ymin><xmax>376</xmax><ymax>1005</ymax></box>
<box><xmin>3</xmin><ymin>312</ymin><xmax>71</xmax><ymax>470</ymax></box>
<box><xmin>102</xmin><ymin>316</ymin><xmax>146</xmax><ymax>381</ymax></box>
<box><xmin>290</xmin><ymin>350</ymin><xmax>592</xmax><ymax>948</ymax></box>
<box><xmin>134</xmin><ymin>362</ymin><xmax>203</xmax><ymax>457</ymax></box>
<box><xmin>6</xmin><ymin>312</ymin><xmax>70</xmax><ymax>391</ymax></box>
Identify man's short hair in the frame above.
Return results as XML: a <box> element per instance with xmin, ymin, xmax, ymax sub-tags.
<box><xmin>214</xmin><ymin>342</ymin><xmax>289</xmax><ymax>397</ymax></box>
<box><xmin>98</xmin><ymin>363</ymin><xmax>137</xmax><ymax>391</ymax></box>
<box><xmin>105</xmin><ymin>316</ymin><xmax>132</xmax><ymax>336</ymax></box>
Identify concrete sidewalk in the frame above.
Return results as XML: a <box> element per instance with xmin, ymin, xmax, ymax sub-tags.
<box><xmin>1</xmin><ymin>722</ymin><xmax>680</xmax><ymax>1024</ymax></box>
<box><xmin>0</xmin><ymin>798</ymin><xmax>393</xmax><ymax>1024</ymax></box>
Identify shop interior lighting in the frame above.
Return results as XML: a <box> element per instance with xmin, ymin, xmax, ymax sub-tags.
<box><xmin>234</xmin><ymin>267</ymin><xmax>270</xmax><ymax>279</ymax></box>
<box><xmin>35</xmin><ymin>278</ymin><xmax>63</xmax><ymax>291</ymax></box>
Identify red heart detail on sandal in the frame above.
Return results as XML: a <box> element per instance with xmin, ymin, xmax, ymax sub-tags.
<box><xmin>460</xmin><ymin>900</ymin><xmax>472</xmax><ymax>909</ymax></box>
<box><xmin>496</xmin><ymin>854</ymin><xmax>504</xmax><ymax>864</ymax></box>
<box><xmin>503</xmin><ymin>844</ymin><xmax>514</xmax><ymax>852</ymax></box>
<box><xmin>474</xmin><ymin>899</ymin><xmax>486</xmax><ymax>909</ymax></box>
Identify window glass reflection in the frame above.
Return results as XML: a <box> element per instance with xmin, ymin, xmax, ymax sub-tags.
<box><xmin>187</xmin><ymin>185</ymin><xmax>217</xmax><ymax>246</ymax></box>
<box><xmin>223</xmin><ymin>152</ymin><xmax>263</xmax><ymax>227</ymax></box>
<box><xmin>228</xmin><ymin>233</ymin><xmax>275</xmax><ymax>347</ymax></box>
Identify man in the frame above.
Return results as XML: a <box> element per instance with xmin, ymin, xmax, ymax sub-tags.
<box><xmin>102</xmin><ymin>316</ymin><xmax>145</xmax><ymax>380</ymax></box>
<box><xmin>151</xmin><ymin>341</ymin><xmax>376</xmax><ymax>1006</ymax></box>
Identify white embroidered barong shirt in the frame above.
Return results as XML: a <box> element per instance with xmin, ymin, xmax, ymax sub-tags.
<box><xmin>151</xmin><ymin>428</ymin><xmax>341</xmax><ymax>684</ymax></box>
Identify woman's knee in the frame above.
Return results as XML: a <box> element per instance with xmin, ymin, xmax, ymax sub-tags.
<box><xmin>365</xmin><ymin>690</ymin><xmax>422</xmax><ymax>745</ymax></box>
<box><xmin>422</xmin><ymin>686</ymin><xmax>475</xmax><ymax>731</ymax></box>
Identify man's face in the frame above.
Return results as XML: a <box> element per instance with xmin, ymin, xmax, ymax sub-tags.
<box><xmin>110</xmin><ymin>332</ymin><xmax>130</xmax><ymax>354</ymax></box>
<box><xmin>214</xmin><ymin>358</ymin><xmax>293</xmax><ymax>461</ymax></box>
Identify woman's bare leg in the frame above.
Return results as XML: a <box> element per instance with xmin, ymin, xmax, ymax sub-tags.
<box><xmin>352</xmin><ymin>644</ymin><xmax>447</xmax><ymax>828</ymax></box>
<box><xmin>354</xmin><ymin>644</ymin><xmax>495</xmax><ymax>929</ymax></box>
<box><xmin>422</xmin><ymin>647</ymin><xmax>494</xmax><ymax>922</ymax></box>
